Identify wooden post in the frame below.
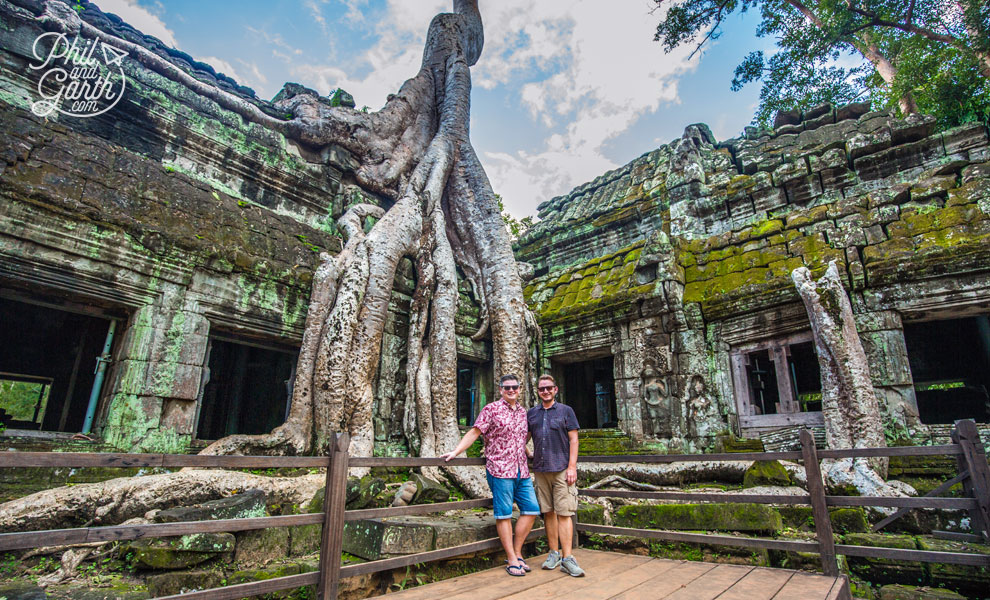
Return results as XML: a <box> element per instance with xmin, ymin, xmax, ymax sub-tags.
<box><xmin>317</xmin><ymin>433</ymin><xmax>350</xmax><ymax>600</ymax></box>
<box><xmin>801</xmin><ymin>428</ymin><xmax>838</xmax><ymax>576</ymax></box>
<box><xmin>952</xmin><ymin>420</ymin><xmax>990</xmax><ymax>542</ymax></box>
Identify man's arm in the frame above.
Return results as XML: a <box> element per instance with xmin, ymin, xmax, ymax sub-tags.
<box><xmin>441</xmin><ymin>427</ymin><xmax>482</xmax><ymax>461</ymax></box>
<box><xmin>566</xmin><ymin>429</ymin><xmax>579</xmax><ymax>485</ymax></box>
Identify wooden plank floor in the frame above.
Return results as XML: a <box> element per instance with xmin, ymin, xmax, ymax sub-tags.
<box><xmin>373</xmin><ymin>549</ymin><xmax>851</xmax><ymax>600</ymax></box>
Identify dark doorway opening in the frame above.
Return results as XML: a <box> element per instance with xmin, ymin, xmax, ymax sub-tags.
<box><xmin>457</xmin><ymin>361</ymin><xmax>479</xmax><ymax>427</ymax></box>
<box><xmin>904</xmin><ymin>316</ymin><xmax>990</xmax><ymax>424</ymax></box>
<box><xmin>562</xmin><ymin>357</ymin><xmax>617</xmax><ymax>429</ymax></box>
<box><xmin>196</xmin><ymin>337</ymin><xmax>297</xmax><ymax>440</ymax></box>
<box><xmin>0</xmin><ymin>297</ymin><xmax>114</xmax><ymax>432</ymax></box>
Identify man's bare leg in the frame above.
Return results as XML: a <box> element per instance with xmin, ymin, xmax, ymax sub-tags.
<box><xmin>543</xmin><ymin>511</ymin><xmax>559</xmax><ymax>552</ymax></box>
<box><xmin>558</xmin><ymin>514</ymin><xmax>574</xmax><ymax>557</ymax></box>
<box><xmin>513</xmin><ymin>514</ymin><xmax>537</xmax><ymax>562</ymax></box>
<box><xmin>496</xmin><ymin>519</ymin><xmax>519</xmax><ymax>566</ymax></box>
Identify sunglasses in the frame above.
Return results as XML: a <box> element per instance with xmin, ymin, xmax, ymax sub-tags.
<box><xmin>501</xmin><ymin>385</ymin><xmax>520</xmax><ymax>391</ymax></box>
<box><xmin>537</xmin><ymin>386</ymin><xmax>555</xmax><ymax>392</ymax></box>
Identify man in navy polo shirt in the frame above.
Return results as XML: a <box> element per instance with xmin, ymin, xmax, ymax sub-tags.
<box><xmin>527</xmin><ymin>374</ymin><xmax>584</xmax><ymax>576</ymax></box>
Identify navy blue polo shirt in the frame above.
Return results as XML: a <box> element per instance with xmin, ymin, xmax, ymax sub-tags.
<box><xmin>527</xmin><ymin>400</ymin><xmax>579</xmax><ymax>473</ymax></box>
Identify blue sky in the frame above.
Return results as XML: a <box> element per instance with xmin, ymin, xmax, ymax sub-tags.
<box><xmin>92</xmin><ymin>0</ymin><xmax>770</xmax><ymax>218</ymax></box>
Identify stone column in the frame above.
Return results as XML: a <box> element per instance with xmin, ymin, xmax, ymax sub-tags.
<box><xmin>854</xmin><ymin>310</ymin><xmax>921</xmax><ymax>440</ymax></box>
<box><xmin>100</xmin><ymin>283</ymin><xmax>209</xmax><ymax>452</ymax></box>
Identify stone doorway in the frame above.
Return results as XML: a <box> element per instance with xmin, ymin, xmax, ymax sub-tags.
<box><xmin>561</xmin><ymin>357</ymin><xmax>617</xmax><ymax>429</ymax></box>
<box><xmin>904</xmin><ymin>315</ymin><xmax>990</xmax><ymax>424</ymax></box>
<box><xmin>0</xmin><ymin>296</ymin><xmax>116</xmax><ymax>433</ymax></box>
<box><xmin>196</xmin><ymin>336</ymin><xmax>297</xmax><ymax>440</ymax></box>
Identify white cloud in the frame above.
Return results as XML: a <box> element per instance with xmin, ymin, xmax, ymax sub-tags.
<box><xmin>476</xmin><ymin>1</ymin><xmax>701</xmax><ymax>217</ymax></box>
<box><xmin>91</xmin><ymin>0</ymin><xmax>177</xmax><ymax>47</ymax></box>
<box><xmin>259</xmin><ymin>0</ymin><xmax>702</xmax><ymax>216</ymax></box>
<box><xmin>199</xmin><ymin>56</ymin><xmax>241</xmax><ymax>81</ymax></box>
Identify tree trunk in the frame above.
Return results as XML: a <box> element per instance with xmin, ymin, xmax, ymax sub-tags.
<box><xmin>187</xmin><ymin>0</ymin><xmax>537</xmax><ymax>497</ymax></box>
<box><xmin>791</xmin><ymin>262</ymin><xmax>900</xmax><ymax>498</ymax></box>
<box><xmin>19</xmin><ymin>0</ymin><xmax>535</xmax><ymax>506</ymax></box>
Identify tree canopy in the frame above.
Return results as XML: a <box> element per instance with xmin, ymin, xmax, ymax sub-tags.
<box><xmin>653</xmin><ymin>0</ymin><xmax>990</xmax><ymax>129</ymax></box>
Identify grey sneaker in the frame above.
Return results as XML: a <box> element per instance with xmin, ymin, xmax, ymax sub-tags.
<box><xmin>541</xmin><ymin>550</ymin><xmax>561</xmax><ymax>570</ymax></box>
<box><xmin>560</xmin><ymin>556</ymin><xmax>585</xmax><ymax>577</ymax></box>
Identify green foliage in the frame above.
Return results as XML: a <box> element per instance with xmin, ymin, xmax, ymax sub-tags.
<box><xmin>494</xmin><ymin>193</ymin><xmax>535</xmax><ymax>241</ymax></box>
<box><xmin>654</xmin><ymin>0</ymin><xmax>990</xmax><ymax>129</ymax></box>
<box><xmin>0</xmin><ymin>379</ymin><xmax>50</xmax><ymax>424</ymax></box>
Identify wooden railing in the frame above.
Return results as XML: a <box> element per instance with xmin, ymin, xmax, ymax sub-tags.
<box><xmin>1</xmin><ymin>420</ymin><xmax>988</xmax><ymax>598</ymax></box>
<box><xmin>0</xmin><ymin>435</ymin><xmax>541</xmax><ymax>600</ymax></box>
<box><xmin>575</xmin><ymin>419</ymin><xmax>990</xmax><ymax>577</ymax></box>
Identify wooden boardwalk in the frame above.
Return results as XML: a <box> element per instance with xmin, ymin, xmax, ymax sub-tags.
<box><xmin>375</xmin><ymin>549</ymin><xmax>851</xmax><ymax>600</ymax></box>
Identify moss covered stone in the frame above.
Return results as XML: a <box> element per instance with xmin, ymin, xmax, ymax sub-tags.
<box><xmin>742</xmin><ymin>460</ymin><xmax>792</xmax><ymax>488</ymax></box>
<box><xmin>776</xmin><ymin>506</ymin><xmax>868</xmax><ymax>533</ymax></box>
<box><xmin>917</xmin><ymin>537</ymin><xmax>990</xmax><ymax>597</ymax></box>
<box><xmin>577</xmin><ymin>502</ymin><xmax>606</xmax><ymax>525</ymax></box>
<box><xmin>715</xmin><ymin>435</ymin><xmax>765</xmax><ymax>453</ymax></box>
<box><xmin>130</xmin><ymin>533</ymin><xmax>235</xmax><ymax>569</ymax></box>
<box><xmin>843</xmin><ymin>533</ymin><xmax>924</xmax><ymax>585</ymax></box>
<box><xmin>879</xmin><ymin>584</ymin><xmax>966</xmax><ymax>600</ymax></box>
<box><xmin>829</xmin><ymin>508</ymin><xmax>870</xmax><ymax>534</ymax></box>
<box><xmin>614</xmin><ymin>502</ymin><xmax>782</xmax><ymax>534</ymax></box>
<box><xmin>146</xmin><ymin>571</ymin><xmax>222</xmax><ymax>597</ymax></box>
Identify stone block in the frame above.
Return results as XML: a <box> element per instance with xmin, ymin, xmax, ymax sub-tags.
<box><xmin>430</xmin><ymin>513</ymin><xmax>498</xmax><ymax>548</ymax></box>
<box><xmin>917</xmin><ymin>537</ymin><xmax>990</xmax><ymax>597</ymax></box>
<box><xmin>235</xmin><ymin>526</ymin><xmax>290</xmax><ymax>567</ymax></box>
<box><xmin>345</xmin><ymin>476</ymin><xmax>386</xmax><ymax>509</ymax></box>
<box><xmin>155</xmin><ymin>490</ymin><xmax>268</xmax><ymax>523</ymax></box>
<box><xmin>837</xmin><ymin>102</ymin><xmax>871</xmax><ymax>122</ymax></box>
<box><xmin>343</xmin><ymin>518</ymin><xmax>436</xmax><ymax>560</ymax></box>
<box><xmin>879</xmin><ymin>584</ymin><xmax>965</xmax><ymax>600</ymax></box>
<box><xmin>961</xmin><ymin>162</ymin><xmax>990</xmax><ymax>183</ymax></box>
<box><xmin>129</xmin><ymin>532</ymin><xmax>235</xmax><ymax>569</ymax></box>
<box><xmin>742</xmin><ymin>460</ymin><xmax>792</xmax><ymax>488</ymax></box>
<box><xmin>785</xmin><ymin>174</ymin><xmax>823</xmax><ymax>205</ymax></box>
<box><xmin>854</xmin><ymin>137</ymin><xmax>945</xmax><ymax>181</ymax></box>
<box><xmin>411</xmin><ymin>473</ymin><xmax>449</xmax><ymax>504</ymax></box>
<box><xmin>910</xmin><ymin>176</ymin><xmax>955</xmax><ymax>202</ymax></box>
<box><xmin>577</xmin><ymin>502</ymin><xmax>606</xmax><ymax>525</ymax></box>
<box><xmin>614</xmin><ymin>503</ymin><xmax>783</xmax><ymax>534</ymax></box>
<box><xmin>848</xmin><ymin>128</ymin><xmax>892</xmax><ymax>160</ymax></box>
<box><xmin>772</xmin><ymin>159</ymin><xmax>810</xmax><ymax>186</ymax></box>
<box><xmin>774</xmin><ymin>108</ymin><xmax>803</xmax><ymax>129</ymax></box>
<box><xmin>289</xmin><ymin>523</ymin><xmax>322</xmax><ymax>556</ymax></box>
<box><xmin>890</xmin><ymin>113</ymin><xmax>937</xmax><ymax>145</ymax></box>
<box><xmin>146</xmin><ymin>570</ymin><xmax>223</xmax><ymax>597</ymax></box>
<box><xmin>804</xmin><ymin>108</ymin><xmax>836</xmax><ymax>131</ymax></box>
<box><xmin>941</xmin><ymin>122</ymin><xmax>988</xmax><ymax>155</ymax></box>
<box><xmin>843</xmin><ymin>533</ymin><xmax>924</xmax><ymax>585</ymax></box>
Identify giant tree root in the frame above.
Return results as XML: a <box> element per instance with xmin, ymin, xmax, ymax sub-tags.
<box><xmin>0</xmin><ymin>470</ymin><xmax>324</xmax><ymax>533</ymax></box>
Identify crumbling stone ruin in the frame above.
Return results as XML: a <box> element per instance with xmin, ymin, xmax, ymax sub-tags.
<box><xmin>518</xmin><ymin>106</ymin><xmax>990</xmax><ymax>454</ymax></box>
<box><xmin>1</xmin><ymin>0</ymin><xmax>988</xmax><ymax>465</ymax></box>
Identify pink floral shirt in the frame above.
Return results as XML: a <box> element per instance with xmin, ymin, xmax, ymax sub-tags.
<box><xmin>473</xmin><ymin>399</ymin><xmax>530</xmax><ymax>478</ymax></box>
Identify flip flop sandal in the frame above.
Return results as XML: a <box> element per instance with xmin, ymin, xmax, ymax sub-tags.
<box><xmin>505</xmin><ymin>559</ymin><xmax>532</xmax><ymax>573</ymax></box>
<box><xmin>505</xmin><ymin>564</ymin><xmax>526</xmax><ymax>577</ymax></box>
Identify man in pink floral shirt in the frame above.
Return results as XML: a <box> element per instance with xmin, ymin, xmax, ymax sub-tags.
<box><xmin>442</xmin><ymin>374</ymin><xmax>541</xmax><ymax>576</ymax></box>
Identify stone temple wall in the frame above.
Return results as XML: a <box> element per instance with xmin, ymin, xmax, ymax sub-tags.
<box><xmin>520</xmin><ymin>104</ymin><xmax>990</xmax><ymax>451</ymax></box>
<box><xmin>0</xmin><ymin>0</ymin><xmax>493</xmax><ymax>454</ymax></box>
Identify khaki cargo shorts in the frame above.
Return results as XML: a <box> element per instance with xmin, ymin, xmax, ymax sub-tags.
<box><xmin>532</xmin><ymin>470</ymin><xmax>578</xmax><ymax>516</ymax></box>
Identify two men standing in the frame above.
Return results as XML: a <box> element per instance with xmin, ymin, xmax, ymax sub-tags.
<box><xmin>442</xmin><ymin>373</ymin><xmax>584</xmax><ymax>577</ymax></box>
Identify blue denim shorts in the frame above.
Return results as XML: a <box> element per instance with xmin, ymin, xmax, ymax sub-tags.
<box><xmin>486</xmin><ymin>469</ymin><xmax>542</xmax><ymax>520</ymax></box>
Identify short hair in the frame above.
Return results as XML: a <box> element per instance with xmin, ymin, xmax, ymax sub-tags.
<box><xmin>499</xmin><ymin>373</ymin><xmax>520</xmax><ymax>385</ymax></box>
<box><xmin>537</xmin><ymin>374</ymin><xmax>556</xmax><ymax>386</ymax></box>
